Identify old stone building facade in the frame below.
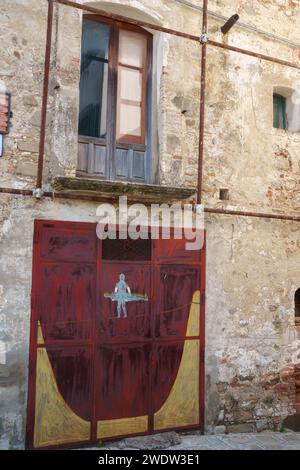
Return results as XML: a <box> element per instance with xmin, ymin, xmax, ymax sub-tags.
<box><xmin>1</xmin><ymin>0</ymin><xmax>300</xmax><ymax>449</ymax></box>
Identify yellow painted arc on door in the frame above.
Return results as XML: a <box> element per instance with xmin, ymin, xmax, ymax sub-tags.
<box><xmin>98</xmin><ymin>290</ymin><xmax>201</xmax><ymax>437</ymax></box>
<box><xmin>34</xmin><ymin>290</ymin><xmax>200</xmax><ymax>444</ymax></box>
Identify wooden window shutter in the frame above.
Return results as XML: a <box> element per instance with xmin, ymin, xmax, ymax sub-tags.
<box><xmin>0</xmin><ymin>93</ymin><xmax>11</xmax><ymax>134</ymax></box>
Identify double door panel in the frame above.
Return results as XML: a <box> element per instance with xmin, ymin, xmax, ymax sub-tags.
<box><xmin>26</xmin><ymin>221</ymin><xmax>204</xmax><ymax>449</ymax></box>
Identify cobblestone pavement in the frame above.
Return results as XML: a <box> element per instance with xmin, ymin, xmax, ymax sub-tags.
<box><xmin>85</xmin><ymin>431</ymin><xmax>300</xmax><ymax>451</ymax></box>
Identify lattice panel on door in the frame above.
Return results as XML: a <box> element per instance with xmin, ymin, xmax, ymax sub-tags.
<box><xmin>102</xmin><ymin>238</ymin><xmax>151</xmax><ymax>261</ymax></box>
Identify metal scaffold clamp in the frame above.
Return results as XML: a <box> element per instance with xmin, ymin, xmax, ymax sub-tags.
<box><xmin>199</xmin><ymin>33</ymin><xmax>209</xmax><ymax>44</ymax></box>
<box><xmin>32</xmin><ymin>188</ymin><xmax>44</xmax><ymax>199</ymax></box>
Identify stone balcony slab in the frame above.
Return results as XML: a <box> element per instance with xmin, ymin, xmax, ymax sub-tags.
<box><xmin>52</xmin><ymin>177</ymin><xmax>197</xmax><ymax>204</ymax></box>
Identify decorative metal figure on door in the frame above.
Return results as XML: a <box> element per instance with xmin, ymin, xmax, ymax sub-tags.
<box><xmin>104</xmin><ymin>273</ymin><xmax>148</xmax><ymax>318</ymax></box>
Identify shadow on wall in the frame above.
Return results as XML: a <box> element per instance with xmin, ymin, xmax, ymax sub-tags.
<box><xmin>282</xmin><ymin>413</ymin><xmax>300</xmax><ymax>432</ymax></box>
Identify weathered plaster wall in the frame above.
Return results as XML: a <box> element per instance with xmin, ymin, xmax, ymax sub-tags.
<box><xmin>0</xmin><ymin>0</ymin><xmax>47</xmax><ymax>187</ymax></box>
<box><xmin>0</xmin><ymin>0</ymin><xmax>300</xmax><ymax>448</ymax></box>
<box><xmin>205</xmin><ymin>214</ymin><xmax>300</xmax><ymax>432</ymax></box>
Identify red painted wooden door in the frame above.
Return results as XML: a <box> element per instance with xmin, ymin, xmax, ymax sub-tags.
<box><xmin>26</xmin><ymin>221</ymin><xmax>205</xmax><ymax>449</ymax></box>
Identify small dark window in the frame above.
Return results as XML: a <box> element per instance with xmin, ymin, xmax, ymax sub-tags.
<box><xmin>219</xmin><ymin>188</ymin><xmax>229</xmax><ymax>201</ymax></box>
<box><xmin>273</xmin><ymin>93</ymin><xmax>287</xmax><ymax>129</ymax></box>
<box><xmin>295</xmin><ymin>289</ymin><xmax>300</xmax><ymax>325</ymax></box>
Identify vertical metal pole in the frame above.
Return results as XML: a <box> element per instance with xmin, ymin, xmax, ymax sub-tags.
<box><xmin>36</xmin><ymin>0</ymin><xmax>54</xmax><ymax>190</ymax></box>
<box><xmin>197</xmin><ymin>0</ymin><xmax>208</xmax><ymax>205</ymax></box>
<box><xmin>198</xmin><ymin>0</ymin><xmax>208</xmax><ymax>436</ymax></box>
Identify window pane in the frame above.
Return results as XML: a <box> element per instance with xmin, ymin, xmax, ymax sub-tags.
<box><xmin>117</xmin><ymin>29</ymin><xmax>147</xmax><ymax>142</ymax></box>
<box><xmin>78</xmin><ymin>20</ymin><xmax>110</xmax><ymax>138</ymax></box>
<box><xmin>119</xmin><ymin>66</ymin><xmax>142</xmax><ymax>102</ymax></box>
<box><xmin>273</xmin><ymin>94</ymin><xmax>287</xmax><ymax>130</ymax></box>
<box><xmin>118</xmin><ymin>104</ymin><xmax>142</xmax><ymax>138</ymax></box>
<box><xmin>119</xmin><ymin>29</ymin><xmax>146</xmax><ymax>68</ymax></box>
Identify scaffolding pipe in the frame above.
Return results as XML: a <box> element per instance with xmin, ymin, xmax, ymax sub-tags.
<box><xmin>208</xmin><ymin>39</ymin><xmax>300</xmax><ymax>71</ymax></box>
<box><xmin>197</xmin><ymin>2</ymin><xmax>208</xmax><ymax>436</ymax></box>
<box><xmin>55</xmin><ymin>0</ymin><xmax>200</xmax><ymax>41</ymax></box>
<box><xmin>6</xmin><ymin>0</ymin><xmax>300</xmax><ymax>223</ymax></box>
<box><xmin>204</xmin><ymin>207</ymin><xmax>300</xmax><ymax>222</ymax></box>
<box><xmin>175</xmin><ymin>0</ymin><xmax>300</xmax><ymax>50</ymax></box>
<box><xmin>1</xmin><ymin>186</ymin><xmax>300</xmax><ymax>222</ymax></box>
<box><xmin>54</xmin><ymin>0</ymin><xmax>300</xmax><ymax>71</ymax></box>
<box><xmin>36</xmin><ymin>0</ymin><xmax>54</xmax><ymax>190</ymax></box>
<box><xmin>197</xmin><ymin>0</ymin><xmax>208</xmax><ymax>205</ymax></box>
<box><xmin>0</xmin><ymin>188</ymin><xmax>34</xmax><ymax>197</ymax></box>
<box><xmin>35</xmin><ymin>0</ymin><xmax>300</xmax><ymax>197</ymax></box>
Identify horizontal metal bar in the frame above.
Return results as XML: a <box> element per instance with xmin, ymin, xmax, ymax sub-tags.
<box><xmin>174</xmin><ymin>0</ymin><xmax>300</xmax><ymax>50</ymax></box>
<box><xmin>54</xmin><ymin>0</ymin><xmax>300</xmax><ymax>71</ymax></box>
<box><xmin>54</xmin><ymin>0</ymin><xmax>200</xmax><ymax>41</ymax></box>
<box><xmin>1</xmin><ymin>186</ymin><xmax>300</xmax><ymax>222</ymax></box>
<box><xmin>0</xmin><ymin>187</ymin><xmax>34</xmax><ymax>196</ymax></box>
<box><xmin>204</xmin><ymin>206</ymin><xmax>300</xmax><ymax>222</ymax></box>
<box><xmin>208</xmin><ymin>39</ymin><xmax>300</xmax><ymax>71</ymax></box>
